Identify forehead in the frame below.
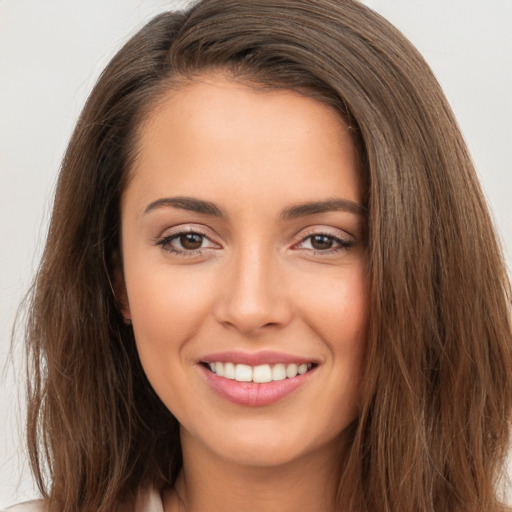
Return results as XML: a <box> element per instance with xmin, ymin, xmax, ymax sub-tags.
<box><xmin>125</xmin><ymin>74</ymin><xmax>364</xmax><ymax>215</ymax></box>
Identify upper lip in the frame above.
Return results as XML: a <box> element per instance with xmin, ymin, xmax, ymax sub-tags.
<box><xmin>199</xmin><ymin>350</ymin><xmax>318</xmax><ymax>366</ymax></box>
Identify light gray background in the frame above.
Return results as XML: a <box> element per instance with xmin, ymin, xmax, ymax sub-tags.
<box><xmin>1</xmin><ymin>0</ymin><xmax>511</xmax><ymax>507</ymax></box>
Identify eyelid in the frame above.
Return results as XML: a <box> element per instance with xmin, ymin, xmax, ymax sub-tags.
<box><xmin>154</xmin><ymin>224</ymin><xmax>222</xmax><ymax>254</ymax></box>
<box><xmin>293</xmin><ymin>225</ymin><xmax>355</xmax><ymax>243</ymax></box>
<box><xmin>291</xmin><ymin>226</ymin><xmax>356</xmax><ymax>253</ymax></box>
<box><xmin>155</xmin><ymin>223</ymin><xmax>216</xmax><ymax>240</ymax></box>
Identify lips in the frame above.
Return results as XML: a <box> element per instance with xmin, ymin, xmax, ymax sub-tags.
<box><xmin>198</xmin><ymin>351</ymin><xmax>318</xmax><ymax>406</ymax></box>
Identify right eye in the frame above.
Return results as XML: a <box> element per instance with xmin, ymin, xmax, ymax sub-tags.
<box><xmin>156</xmin><ymin>230</ymin><xmax>219</xmax><ymax>256</ymax></box>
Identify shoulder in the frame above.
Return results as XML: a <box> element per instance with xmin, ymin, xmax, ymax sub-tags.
<box><xmin>1</xmin><ymin>500</ymin><xmax>45</xmax><ymax>512</ymax></box>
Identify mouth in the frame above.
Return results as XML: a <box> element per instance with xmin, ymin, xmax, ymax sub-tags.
<box><xmin>198</xmin><ymin>352</ymin><xmax>319</xmax><ymax>406</ymax></box>
<box><xmin>201</xmin><ymin>361</ymin><xmax>315</xmax><ymax>383</ymax></box>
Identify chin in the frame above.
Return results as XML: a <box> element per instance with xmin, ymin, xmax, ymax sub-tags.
<box><xmin>181</xmin><ymin>413</ymin><xmax>354</xmax><ymax>469</ymax></box>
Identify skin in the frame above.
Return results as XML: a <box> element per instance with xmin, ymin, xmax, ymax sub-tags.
<box><xmin>119</xmin><ymin>74</ymin><xmax>369</xmax><ymax>512</ymax></box>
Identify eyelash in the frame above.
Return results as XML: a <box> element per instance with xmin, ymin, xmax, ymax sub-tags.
<box><xmin>156</xmin><ymin>228</ymin><xmax>214</xmax><ymax>257</ymax></box>
<box><xmin>294</xmin><ymin>232</ymin><xmax>354</xmax><ymax>254</ymax></box>
<box><xmin>155</xmin><ymin>229</ymin><xmax>354</xmax><ymax>257</ymax></box>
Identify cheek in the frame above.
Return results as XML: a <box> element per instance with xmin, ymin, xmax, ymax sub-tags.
<box><xmin>296</xmin><ymin>263</ymin><xmax>369</xmax><ymax>411</ymax></box>
<box><xmin>124</xmin><ymin>264</ymin><xmax>215</xmax><ymax>368</ymax></box>
<box><xmin>127</xmin><ymin>260</ymin><xmax>212</xmax><ymax>322</ymax></box>
<box><xmin>296</xmin><ymin>263</ymin><xmax>369</xmax><ymax>349</ymax></box>
<box><xmin>125</xmin><ymin>267</ymin><xmax>218</xmax><ymax>416</ymax></box>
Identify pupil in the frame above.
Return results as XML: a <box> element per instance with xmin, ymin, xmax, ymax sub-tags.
<box><xmin>311</xmin><ymin>235</ymin><xmax>333</xmax><ymax>250</ymax></box>
<box><xmin>180</xmin><ymin>233</ymin><xmax>203</xmax><ymax>250</ymax></box>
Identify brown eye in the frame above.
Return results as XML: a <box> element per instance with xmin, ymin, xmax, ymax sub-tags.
<box><xmin>310</xmin><ymin>235</ymin><xmax>334</xmax><ymax>250</ymax></box>
<box><xmin>180</xmin><ymin>233</ymin><xmax>204</xmax><ymax>250</ymax></box>
<box><xmin>157</xmin><ymin>229</ymin><xmax>220</xmax><ymax>255</ymax></box>
<box><xmin>294</xmin><ymin>231</ymin><xmax>353</xmax><ymax>254</ymax></box>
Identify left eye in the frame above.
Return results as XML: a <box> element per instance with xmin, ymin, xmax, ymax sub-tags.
<box><xmin>297</xmin><ymin>234</ymin><xmax>352</xmax><ymax>252</ymax></box>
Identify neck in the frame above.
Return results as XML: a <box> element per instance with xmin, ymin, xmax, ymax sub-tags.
<box><xmin>166</xmin><ymin>428</ymin><xmax>347</xmax><ymax>512</ymax></box>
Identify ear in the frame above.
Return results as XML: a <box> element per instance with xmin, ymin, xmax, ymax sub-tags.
<box><xmin>112</xmin><ymin>253</ymin><xmax>131</xmax><ymax>324</ymax></box>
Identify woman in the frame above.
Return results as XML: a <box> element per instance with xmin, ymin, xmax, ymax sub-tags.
<box><xmin>7</xmin><ymin>0</ymin><xmax>512</xmax><ymax>511</ymax></box>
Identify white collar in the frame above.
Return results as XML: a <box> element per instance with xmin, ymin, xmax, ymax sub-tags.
<box><xmin>134</xmin><ymin>486</ymin><xmax>164</xmax><ymax>512</ymax></box>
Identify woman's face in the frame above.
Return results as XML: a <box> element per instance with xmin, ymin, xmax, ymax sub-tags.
<box><xmin>120</xmin><ymin>75</ymin><xmax>368</xmax><ymax>468</ymax></box>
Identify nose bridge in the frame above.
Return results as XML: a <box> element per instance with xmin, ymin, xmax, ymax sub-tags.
<box><xmin>215</xmin><ymin>238</ymin><xmax>289</xmax><ymax>334</ymax></box>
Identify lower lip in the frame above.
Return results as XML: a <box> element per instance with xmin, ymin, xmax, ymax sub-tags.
<box><xmin>200</xmin><ymin>365</ymin><xmax>316</xmax><ymax>406</ymax></box>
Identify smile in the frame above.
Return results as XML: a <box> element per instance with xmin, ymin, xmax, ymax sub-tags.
<box><xmin>205</xmin><ymin>362</ymin><xmax>313</xmax><ymax>383</ymax></box>
<box><xmin>198</xmin><ymin>352</ymin><xmax>318</xmax><ymax>406</ymax></box>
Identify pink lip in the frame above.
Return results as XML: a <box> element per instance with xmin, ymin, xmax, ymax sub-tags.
<box><xmin>200</xmin><ymin>350</ymin><xmax>316</xmax><ymax>366</ymax></box>
<box><xmin>199</xmin><ymin>364</ymin><xmax>317</xmax><ymax>407</ymax></box>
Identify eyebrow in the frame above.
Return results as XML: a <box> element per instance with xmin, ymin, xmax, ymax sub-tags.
<box><xmin>144</xmin><ymin>197</ymin><xmax>224</xmax><ymax>217</ymax></box>
<box><xmin>280</xmin><ymin>198</ymin><xmax>367</xmax><ymax>219</ymax></box>
<box><xmin>143</xmin><ymin>196</ymin><xmax>367</xmax><ymax>218</ymax></box>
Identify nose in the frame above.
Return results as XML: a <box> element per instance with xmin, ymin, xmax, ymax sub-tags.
<box><xmin>213</xmin><ymin>244</ymin><xmax>293</xmax><ymax>336</ymax></box>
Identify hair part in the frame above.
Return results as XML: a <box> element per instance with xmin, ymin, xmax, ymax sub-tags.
<box><xmin>25</xmin><ymin>1</ymin><xmax>512</xmax><ymax>511</ymax></box>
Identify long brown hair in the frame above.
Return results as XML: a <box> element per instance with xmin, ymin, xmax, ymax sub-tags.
<box><xmin>25</xmin><ymin>1</ymin><xmax>512</xmax><ymax>511</ymax></box>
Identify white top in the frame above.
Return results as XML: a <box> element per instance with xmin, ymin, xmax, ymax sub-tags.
<box><xmin>1</xmin><ymin>487</ymin><xmax>163</xmax><ymax>512</ymax></box>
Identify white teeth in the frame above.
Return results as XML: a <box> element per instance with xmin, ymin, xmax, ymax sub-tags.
<box><xmin>224</xmin><ymin>362</ymin><xmax>235</xmax><ymax>379</ymax></box>
<box><xmin>206</xmin><ymin>362</ymin><xmax>313</xmax><ymax>382</ymax></box>
<box><xmin>286</xmin><ymin>364</ymin><xmax>298</xmax><ymax>378</ymax></box>
<box><xmin>298</xmin><ymin>364</ymin><xmax>308</xmax><ymax>375</ymax></box>
<box><xmin>253</xmin><ymin>364</ymin><xmax>272</xmax><ymax>383</ymax></box>
<box><xmin>234</xmin><ymin>364</ymin><xmax>253</xmax><ymax>382</ymax></box>
<box><xmin>271</xmin><ymin>364</ymin><xmax>287</xmax><ymax>381</ymax></box>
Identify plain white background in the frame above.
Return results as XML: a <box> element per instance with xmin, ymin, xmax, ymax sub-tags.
<box><xmin>1</xmin><ymin>0</ymin><xmax>511</xmax><ymax>507</ymax></box>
